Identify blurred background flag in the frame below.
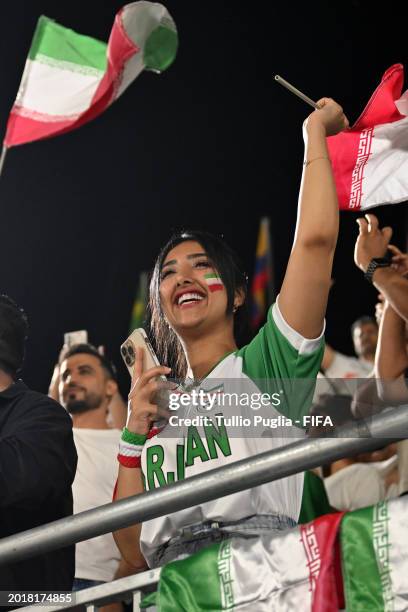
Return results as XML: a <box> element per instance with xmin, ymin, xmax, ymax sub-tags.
<box><xmin>0</xmin><ymin>1</ymin><xmax>178</xmax><ymax>173</ymax></box>
<box><xmin>129</xmin><ymin>271</ymin><xmax>148</xmax><ymax>331</ymax></box>
<box><xmin>250</xmin><ymin>216</ymin><xmax>274</xmax><ymax>330</ymax></box>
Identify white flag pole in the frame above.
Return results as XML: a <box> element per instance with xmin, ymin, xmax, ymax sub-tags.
<box><xmin>0</xmin><ymin>145</ymin><xmax>8</xmax><ymax>177</ymax></box>
<box><xmin>274</xmin><ymin>75</ymin><xmax>318</xmax><ymax>109</ymax></box>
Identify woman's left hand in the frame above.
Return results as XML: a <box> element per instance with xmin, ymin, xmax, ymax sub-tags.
<box><xmin>305</xmin><ymin>97</ymin><xmax>349</xmax><ymax>137</ymax></box>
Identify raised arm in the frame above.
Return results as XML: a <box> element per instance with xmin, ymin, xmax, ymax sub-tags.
<box><xmin>354</xmin><ymin>215</ymin><xmax>408</xmax><ymax>321</ymax></box>
<box><xmin>376</xmin><ymin>302</ymin><xmax>408</xmax><ymax>379</ymax></box>
<box><xmin>279</xmin><ymin>99</ymin><xmax>348</xmax><ymax>338</ymax></box>
<box><xmin>374</xmin><ymin>299</ymin><xmax>408</xmax><ymax>404</ymax></box>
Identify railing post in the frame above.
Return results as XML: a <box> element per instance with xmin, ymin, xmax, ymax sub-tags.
<box><xmin>132</xmin><ymin>590</ymin><xmax>141</xmax><ymax>608</ymax></box>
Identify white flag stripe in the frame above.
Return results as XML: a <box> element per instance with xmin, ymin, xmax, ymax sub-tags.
<box><xmin>360</xmin><ymin>116</ymin><xmax>408</xmax><ymax>210</ymax></box>
<box><xmin>226</xmin><ymin>530</ymin><xmax>313</xmax><ymax>610</ymax></box>
<box><xmin>15</xmin><ymin>59</ymin><xmax>103</xmax><ymax>117</ymax></box>
<box><xmin>119</xmin><ymin>441</ymin><xmax>144</xmax><ymax>455</ymax></box>
<box><xmin>387</xmin><ymin>497</ymin><xmax>408</xmax><ymax>611</ymax></box>
<box><xmin>114</xmin><ymin>52</ymin><xmax>145</xmax><ymax>99</ymax></box>
<box><xmin>122</xmin><ymin>2</ymin><xmax>171</xmax><ymax>51</ymax></box>
<box><xmin>395</xmin><ymin>91</ymin><xmax>408</xmax><ymax>116</ymax></box>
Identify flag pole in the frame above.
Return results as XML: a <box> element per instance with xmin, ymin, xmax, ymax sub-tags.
<box><xmin>274</xmin><ymin>75</ymin><xmax>318</xmax><ymax>109</ymax></box>
<box><xmin>0</xmin><ymin>145</ymin><xmax>8</xmax><ymax>177</ymax></box>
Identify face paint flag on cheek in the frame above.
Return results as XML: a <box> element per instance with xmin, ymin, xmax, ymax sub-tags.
<box><xmin>205</xmin><ymin>273</ymin><xmax>224</xmax><ymax>292</ymax></box>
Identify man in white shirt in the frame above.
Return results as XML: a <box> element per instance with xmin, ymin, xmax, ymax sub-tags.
<box><xmin>322</xmin><ymin>315</ymin><xmax>378</xmax><ymax>380</ymax></box>
<box><xmin>58</xmin><ymin>343</ymin><xmax>134</xmax><ymax>606</ymax></box>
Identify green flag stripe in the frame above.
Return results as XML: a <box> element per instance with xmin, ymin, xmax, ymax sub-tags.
<box><xmin>158</xmin><ymin>541</ymin><xmax>223</xmax><ymax>611</ymax></box>
<box><xmin>29</xmin><ymin>16</ymin><xmax>107</xmax><ymax>72</ymax></box>
<box><xmin>341</xmin><ymin>506</ymin><xmax>385</xmax><ymax>611</ymax></box>
<box><xmin>143</xmin><ymin>25</ymin><xmax>178</xmax><ymax>72</ymax></box>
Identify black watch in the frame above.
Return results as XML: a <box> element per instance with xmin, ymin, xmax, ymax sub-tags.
<box><xmin>364</xmin><ymin>257</ymin><xmax>391</xmax><ymax>284</ymax></box>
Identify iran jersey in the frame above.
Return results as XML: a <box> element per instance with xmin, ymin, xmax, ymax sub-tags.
<box><xmin>140</xmin><ymin>301</ymin><xmax>324</xmax><ymax>566</ymax></box>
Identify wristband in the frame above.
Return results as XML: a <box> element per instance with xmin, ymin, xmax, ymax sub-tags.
<box><xmin>364</xmin><ymin>257</ymin><xmax>391</xmax><ymax>284</ymax></box>
<box><xmin>121</xmin><ymin>427</ymin><xmax>147</xmax><ymax>445</ymax></box>
<box><xmin>117</xmin><ymin>453</ymin><xmax>142</xmax><ymax>468</ymax></box>
<box><xmin>117</xmin><ymin>427</ymin><xmax>147</xmax><ymax>468</ymax></box>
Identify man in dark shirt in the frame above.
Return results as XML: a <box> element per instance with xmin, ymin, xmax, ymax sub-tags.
<box><xmin>0</xmin><ymin>294</ymin><xmax>77</xmax><ymax>591</ymax></box>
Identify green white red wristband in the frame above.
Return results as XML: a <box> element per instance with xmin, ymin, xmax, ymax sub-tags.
<box><xmin>117</xmin><ymin>427</ymin><xmax>147</xmax><ymax>468</ymax></box>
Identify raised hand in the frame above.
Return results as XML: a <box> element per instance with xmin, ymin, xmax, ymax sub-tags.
<box><xmin>305</xmin><ymin>97</ymin><xmax>349</xmax><ymax>137</ymax></box>
<box><xmin>354</xmin><ymin>214</ymin><xmax>392</xmax><ymax>272</ymax></box>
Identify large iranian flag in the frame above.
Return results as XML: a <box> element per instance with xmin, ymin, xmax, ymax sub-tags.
<box><xmin>4</xmin><ymin>1</ymin><xmax>177</xmax><ymax>147</ymax></box>
<box><xmin>341</xmin><ymin>497</ymin><xmax>408</xmax><ymax>611</ymax></box>
<box><xmin>327</xmin><ymin>63</ymin><xmax>408</xmax><ymax>211</ymax></box>
<box><xmin>150</xmin><ymin>513</ymin><xmax>344</xmax><ymax>611</ymax></box>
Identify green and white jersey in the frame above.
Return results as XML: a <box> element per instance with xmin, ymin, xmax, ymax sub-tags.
<box><xmin>140</xmin><ymin>300</ymin><xmax>324</xmax><ymax>567</ymax></box>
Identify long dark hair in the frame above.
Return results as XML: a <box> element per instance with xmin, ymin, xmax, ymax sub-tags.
<box><xmin>149</xmin><ymin>230</ymin><xmax>249</xmax><ymax>379</ymax></box>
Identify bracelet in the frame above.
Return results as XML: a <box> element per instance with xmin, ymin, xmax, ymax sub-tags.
<box><xmin>117</xmin><ymin>427</ymin><xmax>147</xmax><ymax>468</ymax></box>
<box><xmin>121</xmin><ymin>427</ymin><xmax>147</xmax><ymax>445</ymax></box>
<box><xmin>303</xmin><ymin>156</ymin><xmax>331</xmax><ymax>167</ymax></box>
<box><xmin>117</xmin><ymin>453</ymin><xmax>142</xmax><ymax>468</ymax></box>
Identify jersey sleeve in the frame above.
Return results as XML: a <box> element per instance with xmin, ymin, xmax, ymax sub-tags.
<box><xmin>236</xmin><ymin>299</ymin><xmax>324</xmax><ymax>420</ymax></box>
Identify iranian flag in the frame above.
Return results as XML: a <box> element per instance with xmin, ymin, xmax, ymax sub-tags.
<box><xmin>341</xmin><ymin>497</ymin><xmax>408</xmax><ymax>611</ymax></box>
<box><xmin>327</xmin><ymin>63</ymin><xmax>408</xmax><ymax>211</ymax></box>
<box><xmin>149</xmin><ymin>513</ymin><xmax>344</xmax><ymax>611</ymax></box>
<box><xmin>205</xmin><ymin>273</ymin><xmax>224</xmax><ymax>292</ymax></box>
<box><xmin>3</xmin><ymin>1</ymin><xmax>177</xmax><ymax>148</ymax></box>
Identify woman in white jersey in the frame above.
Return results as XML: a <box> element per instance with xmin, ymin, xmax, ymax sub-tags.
<box><xmin>114</xmin><ymin>98</ymin><xmax>349</xmax><ymax>569</ymax></box>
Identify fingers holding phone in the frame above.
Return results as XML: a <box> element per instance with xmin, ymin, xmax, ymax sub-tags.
<box><xmin>127</xmin><ymin>347</ymin><xmax>171</xmax><ymax>435</ymax></box>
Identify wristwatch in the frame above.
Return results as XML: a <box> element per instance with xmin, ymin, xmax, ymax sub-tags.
<box><xmin>364</xmin><ymin>257</ymin><xmax>391</xmax><ymax>284</ymax></box>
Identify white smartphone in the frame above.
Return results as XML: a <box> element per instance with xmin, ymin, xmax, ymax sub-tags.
<box><xmin>120</xmin><ymin>328</ymin><xmax>162</xmax><ymax>377</ymax></box>
<box><xmin>64</xmin><ymin>329</ymin><xmax>88</xmax><ymax>347</ymax></box>
<box><xmin>121</xmin><ymin>329</ymin><xmax>169</xmax><ymax>427</ymax></box>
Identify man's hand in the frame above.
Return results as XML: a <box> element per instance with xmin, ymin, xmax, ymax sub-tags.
<box><xmin>389</xmin><ymin>244</ymin><xmax>408</xmax><ymax>277</ymax></box>
<box><xmin>354</xmin><ymin>214</ymin><xmax>392</xmax><ymax>272</ymax></box>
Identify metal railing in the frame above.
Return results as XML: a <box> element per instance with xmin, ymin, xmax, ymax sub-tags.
<box><xmin>3</xmin><ymin>403</ymin><xmax>408</xmax><ymax>611</ymax></box>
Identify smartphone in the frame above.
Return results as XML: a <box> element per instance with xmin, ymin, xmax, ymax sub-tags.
<box><xmin>121</xmin><ymin>329</ymin><xmax>169</xmax><ymax>427</ymax></box>
<box><xmin>64</xmin><ymin>329</ymin><xmax>88</xmax><ymax>347</ymax></box>
<box><xmin>120</xmin><ymin>328</ymin><xmax>162</xmax><ymax>377</ymax></box>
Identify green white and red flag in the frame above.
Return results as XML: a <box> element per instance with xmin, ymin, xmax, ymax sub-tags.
<box><xmin>150</xmin><ymin>513</ymin><xmax>344</xmax><ymax>611</ymax></box>
<box><xmin>205</xmin><ymin>273</ymin><xmax>224</xmax><ymax>292</ymax></box>
<box><xmin>3</xmin><ymin>1</ymin><xmax>177</xmax><ymax>148</ymax></box>
<box><xmin>341</xmin><ymin>497</ymin><xmax>408</xmax><ymax>611</ymax></box>
<box><xmin>328</xmin><ymin>63</ymin><xmax>408</xmax><ymax>211</ymax></box>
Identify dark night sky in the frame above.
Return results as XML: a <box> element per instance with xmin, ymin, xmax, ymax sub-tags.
<box><xmin>0</xmin><ymin>0</ymin><xmax>407</xmax><ymax>395</ymax></box>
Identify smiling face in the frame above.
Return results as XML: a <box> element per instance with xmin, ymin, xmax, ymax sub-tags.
<box><xmin>59</xmin><ymin>353</ymin><xmax>116</xmax><ymax>414</ymax></box>
<box><xmin>159</xmin><ymin>240</ymin><xmax>230</xmax><ymax>335</ymax></box>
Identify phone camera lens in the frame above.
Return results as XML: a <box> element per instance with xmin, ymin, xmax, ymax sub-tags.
<box><xmin>121</xmin><ymin>346</ymin><xmax>128</xmax><ymax>356</ymax></box>
<box><xmin>125</xmin><ymin>356</ymin><xmax>133</xmax><ymax>366</ymax></box>
<box><xmin>127</xmin><ymin>345</ymin><xmax>135</xmax><ymax>358</ymax></box>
